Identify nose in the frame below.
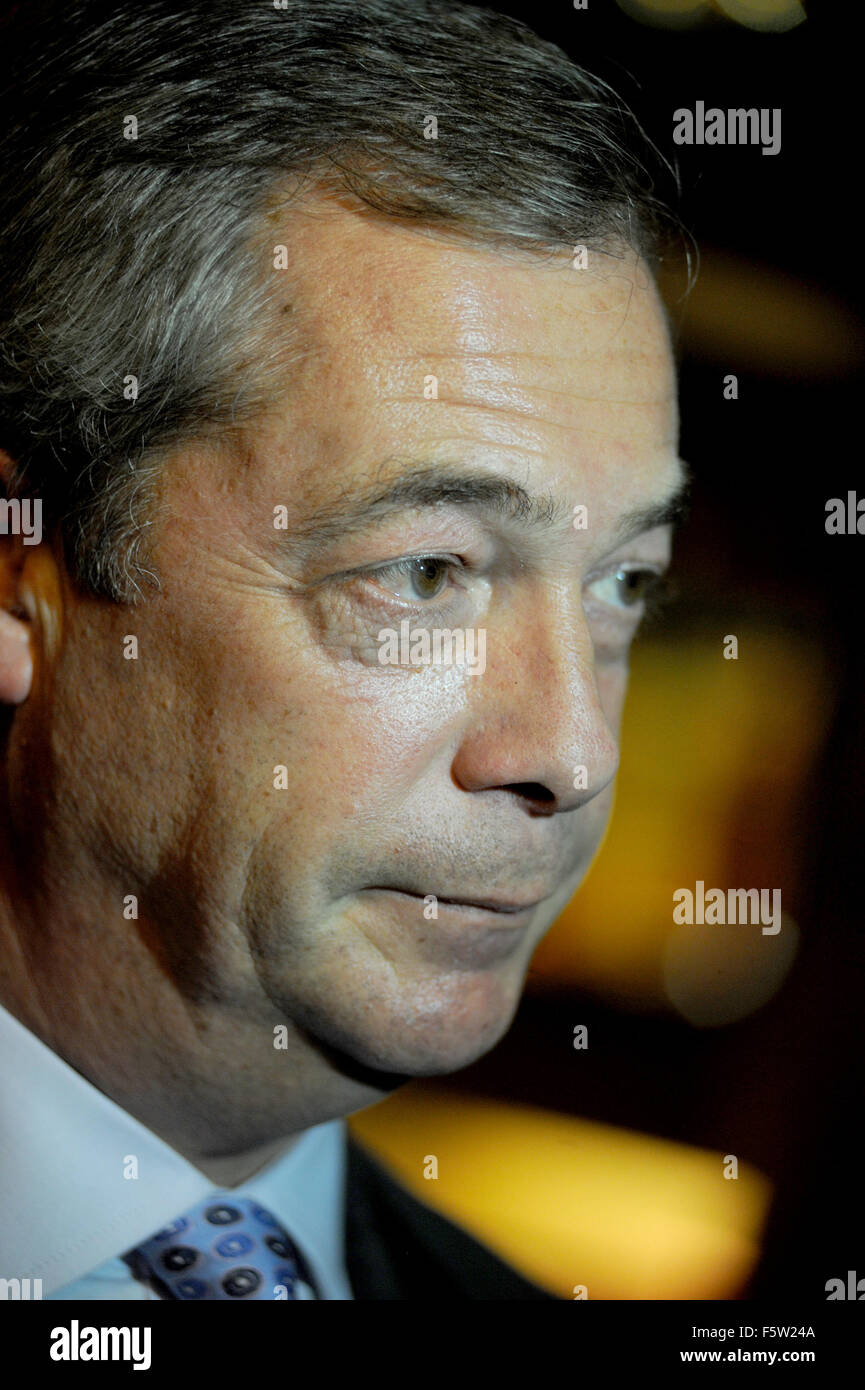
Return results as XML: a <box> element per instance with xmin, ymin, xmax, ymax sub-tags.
<box><xmin>450</xmin><ymin>586</ymin><xmax>620</xmax><ymax>814</ymax></box>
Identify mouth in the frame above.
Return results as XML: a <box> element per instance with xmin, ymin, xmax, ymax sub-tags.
<box><xmin>369</xmin><ymin>887</ymin><xmax>547</xmax><ymax>917</ymax></box>
<box><xmin>359</xmin><ymin>885</ymin><xmax>551</xmax><ymax>968</ymax></box>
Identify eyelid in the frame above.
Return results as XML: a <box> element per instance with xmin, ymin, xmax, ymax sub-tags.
<box><xmin>583</xmin><ymin>546</ymin><xmax>669</xmax><ymax>581</ymax></box>
<box><xmin>372</xmin><ymin>552</ymin><xmax>468</xmax><ymax>578</ymax></box>
<box><xmin>354</xmin><ymin>554</ymin><xmax>472</xmax><ymax>614</ymax></box>
<box><xmin>325</xmin><ymin>550</ymin><xmax>469</xmax><ymax>587</ymax></box>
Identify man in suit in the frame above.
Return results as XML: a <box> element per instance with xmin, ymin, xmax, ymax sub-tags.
<box><xmin>0</xmin><ymin>0</ymin><xmax>686</xmax><ymax>1299</ymax></box>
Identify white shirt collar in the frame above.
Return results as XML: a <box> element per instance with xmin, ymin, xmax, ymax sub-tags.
<box><xmin>0</xmin><ymin>1003</ymin><xmax>352</xmax><ymax>1298</ymax></box>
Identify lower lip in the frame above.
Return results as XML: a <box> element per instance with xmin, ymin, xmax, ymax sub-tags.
<box><xmin>362</xmin><ymin>888</ymin><xmax>540</xmax><ymax>967</ymax></box>
<box><xmin>374</xmin><ymin>887</ymin><xmax>540</xmax><ymax>922</ymax></box>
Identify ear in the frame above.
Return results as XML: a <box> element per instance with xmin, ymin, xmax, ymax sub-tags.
<box><xmin>0</xmin><ymin>604</ymin><xmax>31</xmax><ymax>705</ymax></box>
<box><xmin>0</xmin><ymin>452</ymin><xmax>62</xmax><ymax>706</ymax></box>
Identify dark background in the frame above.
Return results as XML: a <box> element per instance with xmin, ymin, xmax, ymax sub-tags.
<box><xmin>432</xmin><ymin>0</ymin><xmax>863</xmax><ymax>1301</ymax></box>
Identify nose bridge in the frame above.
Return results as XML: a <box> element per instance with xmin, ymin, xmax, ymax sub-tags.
<box><xmin>528</xmin><ymin>588</ymin><xmax>619</xmax><ymax>781</ymax></box>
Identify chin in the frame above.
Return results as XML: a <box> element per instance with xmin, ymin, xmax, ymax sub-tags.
<box><xmin>297</xmin><ymin>964</ymin><xmax>524</xmax><ymax>1080</ymax></box>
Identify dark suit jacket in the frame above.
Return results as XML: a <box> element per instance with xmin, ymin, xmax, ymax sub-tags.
<box><xmin>344</xmin><ymin>1136</ymin><xmax>558</xmax><ymax>1299</ymax></box>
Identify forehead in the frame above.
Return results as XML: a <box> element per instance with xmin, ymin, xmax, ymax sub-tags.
<box><xmin>276</xmin><ymin>203</ymin><xmax>674</xmax><ymax>392</ymax></box>
<box><xmin>244</xmin><ymin>202</ymin><xmax>681</xmax><ymax>520</ymax></box>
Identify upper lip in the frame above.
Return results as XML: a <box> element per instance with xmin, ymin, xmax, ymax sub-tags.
<box><xmin>373</xmin><ymin>886</ymin><xmax>548</xmax><ymax>914</ymax></box>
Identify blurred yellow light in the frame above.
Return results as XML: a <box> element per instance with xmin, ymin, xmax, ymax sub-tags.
<box><xmin>529</xmin><ymin>626</ymin><xmax>831</xmax><ymax>1006</ymax></box>
<box><xmin>663</xmin><ymin>912</ymin><xmax>800</xmax><ymax>1025</ymax></box>
<box><xmin>616</xmin><ymin>0</ymin><xmax>714</xmax><ymax>27</ymax></box>
<box><xmin>659</xmin><ymin>253</ymin><xmax>863</xmax><ymax>376</ymax></box>
<box><xmin>713</xmin><ymin>0</ymin><xmax>807</xmax><ymax>30</ymax></box>
<box><xmin>350</xmin><ymin>1087</ymin><xmax>773</xmax><ymax>1299</ymax></box>
<box><xmin>616</xmin><ymin>0</ymin><xmax>806</xmax><ymax>26</ymax></box>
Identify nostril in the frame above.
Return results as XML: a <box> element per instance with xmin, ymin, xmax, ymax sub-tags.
<box><xmin>507</xmin><ymin>782</ymin><xmax>555</xmax><ymax>806</ymax></box>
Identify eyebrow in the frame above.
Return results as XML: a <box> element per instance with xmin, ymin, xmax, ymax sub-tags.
<box><xmin>289</xmin><ymin>459</ymin><xmax>692</xmax><ymax>557</ymax></box>
<box><xmin>608</xmin><ymin>466</ymin><xmax>693</xmax><ymax>549</ymax></box>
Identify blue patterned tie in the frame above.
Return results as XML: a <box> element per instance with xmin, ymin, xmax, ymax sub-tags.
<box><xmin>123</xmin><ymin>1193</ymin><xmax>320</xmax><ymax>1300</ymax></box>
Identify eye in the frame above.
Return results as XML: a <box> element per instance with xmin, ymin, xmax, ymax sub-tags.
<box><xmin>587</xmin><ymin>565</ymin><xmax>666</xmax><ymax>612</ymax></box>
<box><xmin>367</xmin><ymin>555</ymin><xmax>460</xmax><ymax>603</ymax></box>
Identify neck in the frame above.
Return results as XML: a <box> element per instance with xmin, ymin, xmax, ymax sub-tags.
<box><xmin>190</xmin><ymin>1134</ymin><xmax>303</xmax><ymax>1189</ymax></box>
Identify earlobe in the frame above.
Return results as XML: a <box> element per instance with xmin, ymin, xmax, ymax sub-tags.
<box><xmin>0</xmin><ymin>545</ymin><xmax>63</xmax><ymax>707</ymax></box>
<box><xmin>0</xmin><ymin>607</ymin><xmax>32</xmax><ymax>705</ymax></box>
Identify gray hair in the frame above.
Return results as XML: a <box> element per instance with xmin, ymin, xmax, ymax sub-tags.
<box><xmin>0</xmin><ymin>0</ymin><xmax>684</xmax><ymax>602</ymax></box>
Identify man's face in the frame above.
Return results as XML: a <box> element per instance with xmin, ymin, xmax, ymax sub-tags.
<box><xmin>43</xmin><ymin>207</ymin><xmax>683</xmax><ymax>1079</ymax></box>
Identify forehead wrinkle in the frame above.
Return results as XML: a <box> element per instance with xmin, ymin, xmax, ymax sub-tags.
<box><xmin>381</xmin><ymin>364</ymin><xmax>676</xmax><ymax>423</ymax></box>
<box><xmin>397</xmin><ymin>348</ymin><xmax>631</xmax><ymax>365</ymax></box>
<box><xmin>382</xmin><ymin>347</ymin><xmax>676</xmax><ymax>408</ymax></box>
<box><xmin>383</xmin><ymin>395</ymin><xmax>577</xmax><ymax>427</ymax></box>
<box><xmin>386</xmin><ymin>345</ymin><xmax>672</xmax><ymax>378</ymax></box>
<box><xmin>383</xmin><ymin>386</ymin><xmax>676</xmax><ymax>415</ymax></box>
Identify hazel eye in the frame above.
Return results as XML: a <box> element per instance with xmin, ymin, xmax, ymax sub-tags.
<box><xmin>371</xmin><ymin>556</ymin><xmax>455</xmax><ymax>602</ymax></box>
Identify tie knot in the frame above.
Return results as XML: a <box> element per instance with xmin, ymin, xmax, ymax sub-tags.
<box><xmin>124</xmin><ymin>1192</ymin><xmax>319</xmax><ymax>1300</ymax></box>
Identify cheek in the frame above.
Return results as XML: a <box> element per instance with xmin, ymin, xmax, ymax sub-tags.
<box><xmin>168</xmin><ymin>583</ymin><xmax>478</xmax><ymax>838</ymax></box>
<box><xmin>273</xmin><ymin>638</ymin><xmax>471</xmax><ymax>773</ymax></box>
<box><xmin>290</xmin><ymin>681</ymin><xmax>462</xmax><ymax>828</ymax></box>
